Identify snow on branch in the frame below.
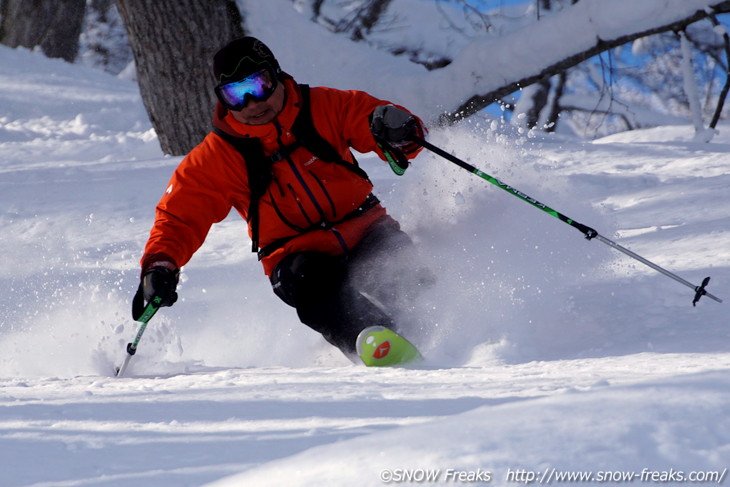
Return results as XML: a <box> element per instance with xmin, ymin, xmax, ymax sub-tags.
<box><xmin>420</xmin><ymin>0</ymin><xmax>730</xmax><ymax>126</ymax></box>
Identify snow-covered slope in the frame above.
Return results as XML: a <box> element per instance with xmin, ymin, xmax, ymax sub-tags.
<box><xmin>1</xmin><ymin>43</ymin><xmax>729</xmax><ymax>486</ymax></box>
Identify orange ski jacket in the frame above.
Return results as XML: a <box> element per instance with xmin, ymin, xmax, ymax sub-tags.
<box><xmin>141</xmin><ymin>78</ymin><xmax>423</xmax><ymax>276</ymax></box>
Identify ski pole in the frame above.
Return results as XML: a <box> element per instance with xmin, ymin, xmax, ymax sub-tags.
<box><xmin>115</xmin><ymin>295</ymin><xmax>162</xmax><ymax>377</ymax></box>
<box><xmin>410</xmin><ymin>135</ymin><xmax>722</xmax><ymax>306</ymax></box>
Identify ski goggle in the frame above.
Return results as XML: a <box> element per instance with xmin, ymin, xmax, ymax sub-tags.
<box><xmin>215</xmin><ymin>69</ymin><xmax>277</xmax><ymax>111</ymax></box>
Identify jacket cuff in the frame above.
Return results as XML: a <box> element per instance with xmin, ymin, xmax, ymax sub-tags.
<box><xmin>140</xmin><ymin>253</ymin><xmax>178</xmax><ymax>276</ymax></box>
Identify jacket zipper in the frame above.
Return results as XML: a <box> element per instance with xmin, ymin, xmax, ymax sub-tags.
<box><xmin>309</xmin><ymin>171</ymin><xmax>337</xmax><ymax>218</ymax></box>
<box><xmin>273</xmin><ymin>121</ymin><xmax>349</xmax><ymax>253</ymax></box>
<box><xmin>286</xmin><ymin>183</ymin><xmax>315</xmax><ymax>227</ymax></box>
<box><xmin>275</xmin><ymin>121</ymin><xmax>327</xmax><ymax>223</ymax></box>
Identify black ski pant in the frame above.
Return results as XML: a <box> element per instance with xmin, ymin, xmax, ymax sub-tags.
<box><xmin>269</xmin><ymin>217</ymin><xmax>428</xmax><ymax>356</ymax></box>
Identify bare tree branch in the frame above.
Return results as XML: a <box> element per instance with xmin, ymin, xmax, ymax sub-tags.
<box><xmin>334</xmin><ymin>0</ymin><xmax>393</xmax><ymax>41</ymax></box>
<box><xmin>560</xmin><ymin>104</ymin><xmax>635</xmax><ymax>131</ymax></box>
<box><xmin>441</xmin><ymin>1</ymin><xmax>730</xmax><ymax>125</ymax></box>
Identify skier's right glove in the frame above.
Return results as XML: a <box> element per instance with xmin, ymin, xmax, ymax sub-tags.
<box><xmin>132</xmin><ymin>263</ymin><xmax>179</xmax><ymax>320</ymax></box>
<box><xmin>370</xmin><ymin>105</ymin><xmax>419</xmax><ymax>148</ymax></box>
<box><xmin>370</xmin><ymin>105</ymin><xmax>424</xmax><ymax>176</ymax></box>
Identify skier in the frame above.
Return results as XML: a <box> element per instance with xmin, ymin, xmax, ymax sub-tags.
<box><xmin>134</xmin><ymin>36</ymin><xmax>429</xmax><ymax>363</ymax></box>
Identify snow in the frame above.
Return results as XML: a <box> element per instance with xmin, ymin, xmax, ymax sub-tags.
<box><xmin>2</xmin><ymin>4</ymin><xmax>730</xmax><ymax>485</ymax></box>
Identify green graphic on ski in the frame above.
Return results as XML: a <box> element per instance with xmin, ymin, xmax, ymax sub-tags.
<box><xmin>356</xmin><ymin>326</ymin><xmax>422</xmax><ymax>367</ymax></box>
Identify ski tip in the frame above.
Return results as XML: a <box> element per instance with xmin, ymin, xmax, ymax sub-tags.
<box><xmin>356</xmin><ymin>325</ymin><xmax>423</xmax><ymax>367</ymax></box>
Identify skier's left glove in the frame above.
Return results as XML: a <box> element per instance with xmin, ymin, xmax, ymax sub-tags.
<box><xmin>370</xmin><ymin>105</ymin><xmax>423</xmax><ymax>175</ymax></box>
<box><xmin>132</xmin><ymin>261</ymin><xmax>179</xmax><ymax>320</ymax></box>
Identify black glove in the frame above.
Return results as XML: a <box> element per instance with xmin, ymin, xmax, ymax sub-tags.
<box><xmin>370</xmin><ymin>105</ymin><xmax>418</xmax><ymax>146</ymax></box>
<box><xmin>132</xmin><ymin>265</ymin><xmax>179</xmax><ymax>320</ymax></box>
<box><xmin>370</xmin><ymin>105</ymin><xmax>421</xmax><ymax>175</ymax></box>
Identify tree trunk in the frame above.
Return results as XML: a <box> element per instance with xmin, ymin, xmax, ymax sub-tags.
<box><xmin>544</xmin><ymin>71</ymin><xmax>567</xmax><ymax>132</ymax></box>
<box><xmin>312</xmin><ymin>0</ymin><xmax>325</xmax><ymax>20</ymax></box>
<box><xmin>115</xmin><ymin>0</ymin><xmax>245</xmax><ymax>155</ymax></box>
<box><xmin>679</xmin><ymin>30</ymin><xmax>706</xmax><ymax>133</ymax></box>
<box><xmin>709</xmin><ymin>14</ymin><xmax>730</xmax><ymax>129</ymax></box>
<box><xmin>0</xmin><ymin>0</ymin><xmax>86</xmax><ymax>62</ymax></box>
<box><xmin>525</xmin><ymin>78</ymin><xmax>551</xmax><ymax>129</ymax></box>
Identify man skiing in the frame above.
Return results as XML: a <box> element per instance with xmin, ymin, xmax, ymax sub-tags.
<box><xmin>135</xmin><ymin>36</ymin><xmax>429</xmax><ymax>364</ymax></box>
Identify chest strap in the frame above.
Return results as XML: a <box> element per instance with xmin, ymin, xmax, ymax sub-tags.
<box><xmin>257</xmin><ymin>193</ymin><xmax>380</xmax><ymax>260</ymax></box>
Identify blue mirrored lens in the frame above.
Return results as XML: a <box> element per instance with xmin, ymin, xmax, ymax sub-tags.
<box><xmin>218</xmin><ymin>70</ymin><xmax>273</xmax><ymax>108</ymax></box>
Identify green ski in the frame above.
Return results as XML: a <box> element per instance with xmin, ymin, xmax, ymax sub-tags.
<box><xmin>356</xmin><ymin>326</ymin><xmax>422</xmax><ymax>367</ymax></box>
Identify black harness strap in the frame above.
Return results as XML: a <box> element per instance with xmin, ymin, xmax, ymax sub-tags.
<box><xmin>257</xmin><ymin>192</ymin><xmax>380</xmax><ymax>260</ymax></box>
<box><xmin>211</xmin><ymin>128</ymin><xmax>272</xmax><ymax>253</ymax></box>
<box><xmin>290</xmin><ymin>86</ymin><xmax>370</xmax><ymax>182</ymax></box>
<box><xmin>212</xmin><ymin>84</ymin><xmax>372</xmax><ymax>257</ymax></box>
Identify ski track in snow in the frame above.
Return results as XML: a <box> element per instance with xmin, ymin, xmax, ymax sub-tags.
<box><xmin>2</xmin><ymin>34</ymin><xmax>730</xmax><ymax>487</ymax></box>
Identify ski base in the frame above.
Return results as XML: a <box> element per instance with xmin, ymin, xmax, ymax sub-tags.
<box><xmin>356</xmin><ymin>326</ymin><xmax>422</xmax><ymax>367</ymax></box>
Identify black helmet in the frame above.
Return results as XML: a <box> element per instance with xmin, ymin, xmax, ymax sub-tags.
<box><xmin>213</xmin><ymin>37</ymin><xmax>281</xmax><ymax>85</ymax></box>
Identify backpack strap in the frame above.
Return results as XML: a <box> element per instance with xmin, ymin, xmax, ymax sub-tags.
<box><xmin>292</xmin><ymin>85</ymin><xmax>371</xmax><ymax>182</ymax></box>
<box><xmin>212</xmin><ymin>127</ymin><xmax>273</xmax><ymax>253</ymax></box>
